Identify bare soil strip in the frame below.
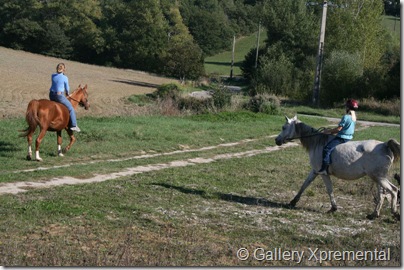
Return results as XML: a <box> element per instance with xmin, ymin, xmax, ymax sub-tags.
<box><xmin>9</xmin><ymin>136</ymin><xmax>275</xmax><ymax>174</ymax></box>
<box><xmin>0</xmin><ymin>143</ymin><xmax>298</xmax><ymax>195</ymax></box>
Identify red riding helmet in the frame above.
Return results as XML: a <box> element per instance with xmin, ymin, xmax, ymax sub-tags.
<box><xmin>346</xmin><ymin>99</ymin><xmax>358</xmax><ymax>110</ymax></box>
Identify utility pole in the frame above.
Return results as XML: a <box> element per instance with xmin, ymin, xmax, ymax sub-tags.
<box><xmin>312</xmin><ymin>1</ymin><xmax>328</xmax><ymax>107</ymax></box>
<box><xmin>230</xmin><ymin>35</ymin><xmax>236</xmax><ymax>79</ymax></box>
<box><xmin>255</xmin><ymin>21</ymin><xmax>261</xmax><ymax>69</ymax></box>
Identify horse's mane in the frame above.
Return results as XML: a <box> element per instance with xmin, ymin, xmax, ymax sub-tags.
<box><xmin>70</xmin><ymin>85</ymin><xmax>88</xmax><ymax>97</ymax></box>
<box><xmin>295</xmin><ymin>121</ymin><xmax>331</xmax><ymax>152</ymax></box>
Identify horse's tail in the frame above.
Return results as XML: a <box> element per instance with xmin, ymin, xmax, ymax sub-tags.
<box><xmin>386</xmin><ymin>138</ymin><xmax>400</xmax><ymax>163</ymax></box>
<box><xmin>19</xmin><ymin>100</ymin><xmax>40</xmax><ymax>137</ymax></box>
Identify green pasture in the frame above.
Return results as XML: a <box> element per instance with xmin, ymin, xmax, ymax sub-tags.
<box><xmin>204</xmin><ymin>30</ymin><xmax>267</xmax><ymax>76</ymax></box>
<box><xmin>205</xmin><ymin>15</ymin><xmax>399</xmax><ymax>77</ymax></box>
<box><xmin>0</xmin><ymin>111</ymin><xmax>400</xmax><ymax>266</ymax></box>
<box><xmin>382</xmin><ymin>15</ymin><xmax>400</xmax><ymax>41</ymax></box>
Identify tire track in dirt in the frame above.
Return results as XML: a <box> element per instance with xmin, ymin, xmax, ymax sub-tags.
<box><xmin>0</xmin><ymin>142</ymin><xmax>298</xmax><ymax>195</ymax></box>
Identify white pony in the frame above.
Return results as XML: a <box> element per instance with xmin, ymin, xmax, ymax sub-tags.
<box><xmin>275</xmin><ymin>115</ymin><xmax>400</xmax><ymax>219</ymax></box>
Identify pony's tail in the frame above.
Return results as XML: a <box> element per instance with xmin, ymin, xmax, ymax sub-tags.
<box><xmin>386</xmin><ymin>138</ymin><xmax>400</xmax><ymax>163</ymax></box>
<box><xmin>19</xmin><ymin>100</ymin><xmax>40</xmax><ymax>137</ymax></box>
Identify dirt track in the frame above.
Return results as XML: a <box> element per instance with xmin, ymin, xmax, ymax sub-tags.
<box><xmin>0</xmin><ymin>136</ymin><xmax>298</xmax><ymax>195</ymax></box>
<box><xmin>0</xmin><ymin>46</ymin><xmax>177</xmax><ymax>118</ymax></box>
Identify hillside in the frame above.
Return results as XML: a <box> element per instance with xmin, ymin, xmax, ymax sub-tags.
<box><xmin>0</xmin><ymin>47</ymin><xmax>177</xmax><ymax>119</ymax></box>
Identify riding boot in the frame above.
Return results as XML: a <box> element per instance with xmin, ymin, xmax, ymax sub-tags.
<box><xmin>317</xmin><ymin>165</ymin><xmax>329</xmax><ymax>175</ymax></box>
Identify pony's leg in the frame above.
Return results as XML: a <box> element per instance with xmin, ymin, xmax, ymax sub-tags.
<box><xmin>369</xmin><ymin>184</ymin><xmax>386</xmax><ymax>220</ymax></box>
<box><xmin>63</xmin><ymin>129</ymin><xmax>76</xmax><ymax>153</ymax></box>
<box><xmin>368</xmin><ymin>178</ymin><xmax>399</xmax><ymax>220</ymax></box>
<box><xmin>26</xmin><ymin>132</ymin><xmax>34</xmax><ymax>160</ymax></box>
<box><xmin>57</xmin><ymin>131</ymin><xmax>64</xmax><ymax>157</ymax></box>
<box><xmin>320</xmin><ymin>175</ymin><xmax>337</xmax><ymax>212</ymax></box>
<box><xmin>35</xmin><ymin>128</ymin><xmax>48</xmax><ymax>161</ymax></box>
<box><xmin>290</xmin><ymin>169</ymin><xmax>318</xmax><ymax>207</ymax></box>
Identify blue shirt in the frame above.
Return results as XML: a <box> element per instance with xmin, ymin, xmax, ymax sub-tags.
<box><xmin>50</xmin><ymin>73</ymin><xmax>70</xmax><ymax>94</ymax></box>
<box><xmin>337</xmin><ymin>114</ymin><xmax>355</xmax><ymax>140</ymax></box>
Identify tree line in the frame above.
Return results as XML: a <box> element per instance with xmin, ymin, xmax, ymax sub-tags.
<box><xmin>242</xmin><ymin>0</ymin><xmax>400</xmax><ymax>105</ymax></box>
<box><xmin>0</xmin><ymin>0</ymin><xmax>399</xmax><ymax>105</ymax></box>
<box><xmin>0</xmin><ymin>0</ymin><xmax>259</xmax><ymax>81</ymax></box>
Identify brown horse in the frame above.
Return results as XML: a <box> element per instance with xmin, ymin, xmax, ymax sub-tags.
<box><xmin>20</xmin><ymin>84</ymin><xmax>90</xmax><ymax>161</ymax></box>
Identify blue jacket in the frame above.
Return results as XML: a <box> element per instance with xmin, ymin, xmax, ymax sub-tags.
<box><xmin>50</xmin><ymin>73</ymin><xmax>70</xmax><ymax>94</ymax></box>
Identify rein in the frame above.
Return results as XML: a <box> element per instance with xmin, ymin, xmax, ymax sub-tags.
<box><xmin>68</xmin><ymin>89</ymin><xmax>88</xmax><ymax>107</ymax></box>
<box><xmin>286</xmin><ymin>127</ymin><xmax>326</xmax><ymax>141</ymax></box>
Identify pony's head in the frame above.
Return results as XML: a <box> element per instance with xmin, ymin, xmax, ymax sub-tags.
<box><xmin>275</xmin><ymin>115</ymin><xmax>299</xmax><ymax>146</ymax></box>
<box><xmin>73</xmin><ymin>84</ymin><xmax>90</xmax><ymax>110</ymax></box>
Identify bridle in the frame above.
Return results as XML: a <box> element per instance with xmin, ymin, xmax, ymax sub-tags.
<box><xmin>68</xmin><ymin>88</ymin><xmax>89</xmax><ymax>108</ymax></box>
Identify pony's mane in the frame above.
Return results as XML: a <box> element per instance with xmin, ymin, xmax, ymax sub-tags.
<box><xmin>295</xmin><ymin>121</ymin><xmax>330</xmax><ymax>151</ymax></box>
<box><xmin>70</xmin><ymin>85</ymin><xmax>88</xmax><ymax>98</ymax></box>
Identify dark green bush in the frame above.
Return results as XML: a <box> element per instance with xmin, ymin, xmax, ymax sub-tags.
<box><xmin>178</xmin><ymin>97</ymin><xmax>213</xmax><ymax>114</ymax></box>
<box><xmin>154</xmin><ymin>83</ymin><xmax>183</xmax><ymax>101</ymax></box>
<box><xmin>211</xmin><ymin>86</ymin><xmax>232</xmax><ymax>110</ymax></box>
<box><xmin>244</xmin><ymin>94</ymin><xmax>280</xmax><ymax>115</ymax></box>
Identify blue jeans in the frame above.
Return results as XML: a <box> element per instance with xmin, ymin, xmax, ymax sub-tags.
<box><xmin>49</xmin><ymin>92</ymin><xmax>77</xmax><ymax>127</ymax></box>
<box><xmin>322</xmin><ymin>137</ymin><xmax>350</xmax><ymax>166</ymax></box>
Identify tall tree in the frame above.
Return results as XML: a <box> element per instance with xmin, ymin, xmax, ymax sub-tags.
<box><xmin>0</xmin><ymin>0</ymin><xmax>45</xmax><ymax>52</ymax></box>
<box><xmin>160</xmin><ymin>4</ymin><xmax>205</xmax><ymax>81</ymax></box>
<box><xmin>326</xmin><ymin>0</ymin><xmax>386</xmax><ymax>69</ymax></box>
<box><xmin>104</xmin><ymin>0</ymin><xmax>169</xmax><ymax>71</ymax></box>
<box><xmin>181</xmin><ymin>0</ymin><xmax>234</xmax><ymax>55</ymax></box>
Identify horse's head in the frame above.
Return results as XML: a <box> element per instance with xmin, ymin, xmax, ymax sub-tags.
<box><xmin>275</xmin><ymin>115</ymin><xmax>299</xmax><ymax>146</ymax></box>
<box><xmin>73</xmin><ymin>84</ymin><xmax>90</xmax><ymax>110</ymax></box>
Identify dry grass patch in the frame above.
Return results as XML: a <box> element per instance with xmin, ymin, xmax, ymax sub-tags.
<box><xmin>0</xmin><ymin>46</ymin><xmax>177</xmax><ymax>118</ymax></box>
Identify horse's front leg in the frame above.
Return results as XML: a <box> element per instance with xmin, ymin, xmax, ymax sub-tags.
<box><xmin>57</xmin><ymin>131</ymin><xmax>64</xmax><ymax>157</ymax></box>
<box><xmin>63</xmin><ymin>129</ymin><xmax>76</xmax><ymax>153</ymax></box>
<box><xmin>321</xmin><ymin>175</ymin><xmax>337</xmax><ymax>212</ymax></box>
<box><xmin>290</xmin><ymin>169</ymin><xmax>318</xmax><ymax>208</ymax></box>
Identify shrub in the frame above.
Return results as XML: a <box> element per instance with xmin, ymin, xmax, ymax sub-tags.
<box><xmin>154</xmin><ymin>83</ymin><xmax>183</xmax><ymax>101</ymax></box>
<box><xmin>178</xmin><ymin>96</ymin><xmax>213</xmax><ymax>114</ymax></box>
<box><xmin>211</xmin><ymin>86</ymin><xmax>232</xmax><ymax>110</ymax></box>
<box><xmin>359</xmin><ymin>98</ymin><xmax>400</xmax><ymax>116</ymax></box>
<box><xmin>321</xmin><ymin>51</ymin><xmax>363</xmax><ymax>106</ymax></box>
<box><xmin>259</xmin><ymin>101</ymin><xmax>280</xmax><ymax>115</ymax></box>
<box><xmin>252</xmin><ymin>52</ymin><xmax>294</xmax><ymax>96</ymax></box>
<box><xmin>244</xmin><ymin>94</ymin><xmax>280</xmax><ymax>115</ymax></box>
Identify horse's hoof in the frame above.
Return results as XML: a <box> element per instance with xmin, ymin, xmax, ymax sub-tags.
<box><xmin>26</xmin><ymin>155</ymin><xmax>32</xmax><ymax>161</ymax></box>
<box><xmin>58</xmin><ymin>153</ymin><xmax>64</xmax><ymax>157</ymax></box>
<box><xmin>36</xmin><ymin>158</ymin><xmax>43</xmax><ymax>162</ymax></box>
<box><xmin>366</xmin><ymin>213</ymin><xmax>378</xmax><ymax>220</ymax></box>
<box><xmin>394</xmin><ymin>213</ymin><xmax>400</xmax><ymax>221</ymax></box>
<box><xmin>327</xmin><ymin>207</ymin><xmax>337</xmax><ymax>214</ymax></box>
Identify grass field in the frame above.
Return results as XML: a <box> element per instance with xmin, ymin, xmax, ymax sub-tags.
<box><xmin>0</xmin><ymin>46</ymin><xmax>401</xmax><ymax>266</ymax></box>
<box><xmin>0</xmin><ymin>111</ymin><xmax>401</xmax><ymax>266</ymax></box>
<box><xmin>204</xmin><ymin>30</ymin><xmax>267</xmax><ymax>76</ymax></box>
<box><xmin>382</xmin><ymin>15</ymin><xmax>400</xmax><ymax>41</ymax></box>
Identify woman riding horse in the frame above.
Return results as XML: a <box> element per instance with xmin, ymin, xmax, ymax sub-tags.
<box><xmin>318</xmin><ymin>99</ymin><xmax>358</xmax><ymax>175</ymax></box>
<box><xmin>49</xmin><ymin>63</ymin><xmax>81</xmax><ymax>132</ymax></box>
